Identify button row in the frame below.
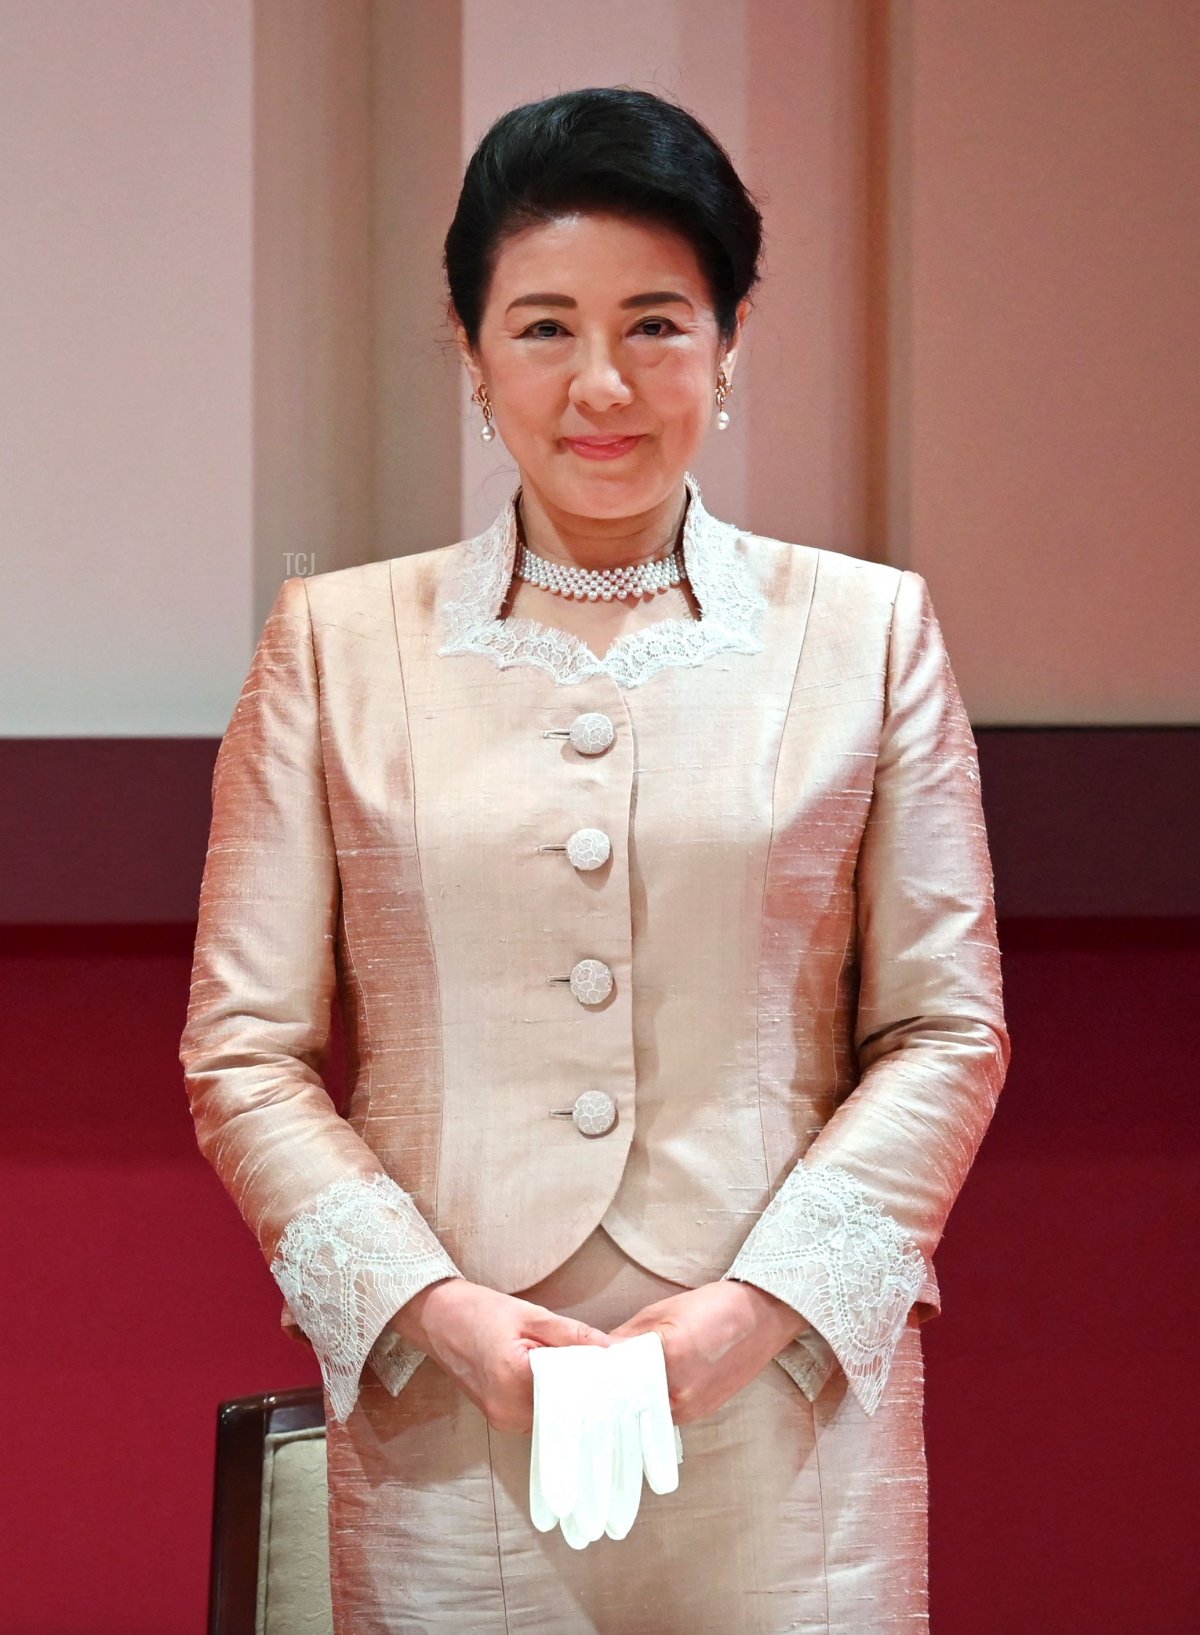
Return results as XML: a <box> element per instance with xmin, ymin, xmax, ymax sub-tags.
<box><xmin>560</xmin><ymin>716</ymin><xmax>617</xmax><ymax>1136</ymax></box>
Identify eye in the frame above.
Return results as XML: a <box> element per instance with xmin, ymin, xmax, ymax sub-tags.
<box><xmin>519</xmin><ymin>315</ymin><xmax>686</xmax><ymax>338</ymax></box>
<box><xmin>519</xmin><ymin>320</ymin><xmax>567</xmax><ymax>340</ymax></box>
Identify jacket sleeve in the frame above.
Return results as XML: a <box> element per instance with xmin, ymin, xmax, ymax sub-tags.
<box><xmin>723</xmin><ymin>569</ymin><xmax>1009</xmax><ymax>1415</ymax></box>
<box><xmin>179</xmin><ymin>577</ymin><xmax>462</xmax><ymax>1422</ymax></box>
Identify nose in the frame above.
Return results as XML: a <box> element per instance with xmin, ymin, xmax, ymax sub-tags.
<box><xmin>567</xmin><ymin>339</ymin><xmax>634</xmax><ymax>414</ymax></box>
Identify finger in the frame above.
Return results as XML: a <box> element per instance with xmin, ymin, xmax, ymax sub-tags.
<box><xmin>559</xmin><ymin>1506</ymin><xmax>592</xmax><ymax>1551</ymax></box>
<box><xmin>575</xmin><ymin>1351</ymin><xmax>617</xmax><ymax>1542</ymax></box>
<box><xmin>638</xmin><ymin>1334</ymin><xmax>681</xmax><ymax>1496</ymax></box>
<box><xmin>540</xmin><ymin>1388</ymin><xmax>583</xmax><ymax>1519</ymax></box>
<box><xmin>528</xmin><ymin>1313</ymin><xmax>614</xmax><ymax>1348</ymax></box>
<box><xmin>586</xmin><ymin>1405</ymin><xmax>618</xmax><ymax>1542</ymax></box>
<box><xmin>607</xmin><ymin>1298</ymin><xmax>670</xmax><ymax>1340</ymax></box>
<box><xmin>640</xmin><ymin>1399</ymin><xmax>679</xmax><ymax>1495</ymax></box>
<box><xmin>605</xmin><ymin>1409</ymin><xmax>644</xmax><ymax>1541</ymax></box>
<box><xmin>529</xmin><ymin>1350</ymin><xmax>582</xmax><ymax>1518</ymax></box>
<box><xmin>566</xmin><ymin>1416</ymin><xmax>607</xmax><ymax>1544</ymax></box>
<box><xmin>527</xmin><ymin>1410</ymin><xmax>557</xmax><ymax>1533</ymax></box>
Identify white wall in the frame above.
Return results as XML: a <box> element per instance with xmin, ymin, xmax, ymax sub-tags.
<box><xmin>0</xmin><ymin>1</ymin><xmax>255</xmax><ymax>734</ymax></box>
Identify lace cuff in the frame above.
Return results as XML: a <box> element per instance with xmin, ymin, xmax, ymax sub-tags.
<box><xmin>722</xmin><ymin>1160</ymin><xmax>926</xmax><ymax>1415</ymax></box>
<box><xmin>269</xmin><ymin>1173</ymin><xmax>462</xmax><ymax>1423</ymax></box>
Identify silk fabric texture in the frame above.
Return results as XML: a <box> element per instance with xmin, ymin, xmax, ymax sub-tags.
<box><xmin>180</xmin><ymin>472</ymin><xmax>1008</xmax><ymax>1632</ymax></box>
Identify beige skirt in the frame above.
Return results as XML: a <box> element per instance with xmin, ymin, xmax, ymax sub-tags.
<box><xmin>324</xmin><ymin>1225</ymin><xmax>929</xmax><ymax>1634</ymax></box>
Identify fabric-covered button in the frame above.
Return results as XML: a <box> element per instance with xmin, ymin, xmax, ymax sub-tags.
<box><xmin>571</xmin><ymin>1090</ymin><xmax>618</xmax><ymax>1137</ymax></box>
<box><xmin>565</xmin><ymin>827</ymin><xmax>611</xmax><ymax>871</ymax></box>
<box><xmin>568</xmin><ymin>713</ymin><xmax>615</xmax><ymax>755</ymax></box>
<box><xmin>569</xmin><ymin>958</ymin><xmax>613</xmax><ymax>1005</ymax></box>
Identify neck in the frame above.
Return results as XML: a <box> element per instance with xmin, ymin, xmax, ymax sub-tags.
<box><xmin>515</xmin><ymin>478</ymin><xmax>689</xmax><ymax>571</ymax></box>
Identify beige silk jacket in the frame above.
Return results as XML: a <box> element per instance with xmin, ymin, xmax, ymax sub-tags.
<box><xmin>179</xmin><ymin>472</ymin><xmax>1009</xmax><ymax>1427</ymax></box>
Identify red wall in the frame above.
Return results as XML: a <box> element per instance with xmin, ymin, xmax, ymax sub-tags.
<box><xmin>3</xmin><ymin>918</ymin><xmax>1197</xmax><ymax>1634</ymax></box>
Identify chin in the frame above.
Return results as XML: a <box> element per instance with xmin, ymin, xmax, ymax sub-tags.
<box><xmin>551</xmin><ymin>453</ymin><xmax>681</xmax><ymax>515</ymax></box>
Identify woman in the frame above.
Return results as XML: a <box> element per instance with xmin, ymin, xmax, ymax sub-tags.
<box><xmin>181</xmin><ymin>87</ymin><xmax>1008</xmax><ymax>1633</ymax></box>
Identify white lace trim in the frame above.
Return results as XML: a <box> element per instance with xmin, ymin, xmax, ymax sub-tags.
<box><xmin>436</xmin><ymin>470</ymin><xmax>768</xmax><ymax>688</ymax></box>
<box><xmin>723</xmin><ymin>1160</ymin><xmax>926</xmax><ymax>1416</ymax></box>
<box><xmin>269</xmin><ymin>1173</ymin><xmax>461</xmax><ymax>1424</ymax></box>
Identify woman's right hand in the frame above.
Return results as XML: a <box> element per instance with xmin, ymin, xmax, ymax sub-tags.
<box><xmin>386</xmin><ymin>1277</ymin><xmax>614</xmax><ymax>1434</ymax></box>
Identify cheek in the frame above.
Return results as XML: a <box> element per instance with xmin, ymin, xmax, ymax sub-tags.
<box><xmin>641</xmin><ymin>349</ymin><xmax>714</xmax><ymax>406</ymax></box>
<box><xmin>492</xmin><ymin>365</ymin><xmax>559</xmax><ymax>425</ymax></box>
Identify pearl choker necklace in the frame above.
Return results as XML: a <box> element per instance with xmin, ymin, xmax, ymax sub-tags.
<box><xmin>514</xmin><ymin>512</ymin><xmax>688</xmax><ymax>602</ymax></box>
<box><xmin>515</xmin><ymin>542</ymin><xmax>686</xmax><ymax>601</ymax></box>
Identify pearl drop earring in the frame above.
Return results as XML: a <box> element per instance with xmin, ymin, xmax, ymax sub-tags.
<box><xmin>714</xmin><ymin>369</ymin><xmax>732</xmax><ymax>431</ymax></box>
<box><xmin>473</xmin><ymin>383</ymin><xmax>496</xmax><ymax>442</ymax></box>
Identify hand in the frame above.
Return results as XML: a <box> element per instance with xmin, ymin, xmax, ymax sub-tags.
<box><xmin>606</xmin><ymin>1280</ymin><xmax>807</xmax><ymax>1426</ymax></box>
<box><xmin>386</xmin><ymin>1278</ymin><xmax>614</xmax><ymax>1434</ymax></box>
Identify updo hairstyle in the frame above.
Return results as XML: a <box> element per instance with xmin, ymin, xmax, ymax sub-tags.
<box><xmin>444</xmin><ymin>86</ymin><xmax>764</xmax><ymax>352</ymax></box>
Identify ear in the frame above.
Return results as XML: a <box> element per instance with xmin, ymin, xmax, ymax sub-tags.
<box><xmin>720</xmin><ymin>296</ymin><xmax>754</xmax><ymax>382</ymax></box>
<box><xmin>450</xmin><ymin>306</ymin><xmax>484</xmax><ymax>393</ymax></box>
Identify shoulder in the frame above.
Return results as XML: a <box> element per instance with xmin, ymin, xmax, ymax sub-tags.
<box><xmin>738</xmin><ymin>522</ymin><xmax>907</xmax><ymax>620</ymax></box>
<box><xmin>745</xmin><ymin>534</ymin><xmax>948</xmax><ymax>673</ymax></box>
<box><xmin>295</xmin><ymin>548</ymin><xmax>444</xmax><ymax>599</ymax></box>
<box><xmin>295</xmin><ymin>542</ymin><xmax>460</xmax><ymax>617</ymax></box>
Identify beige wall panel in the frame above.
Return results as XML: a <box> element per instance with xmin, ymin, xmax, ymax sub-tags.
<box><xmin>253</xmin><ymin>0</ymin><xmax>373</xmax><ymax>622</ymax></box>
<box><xmin>894</xmin><ymin>0</ymin><xmax>1200</xmax><ymax>721</ymax></box>
<box><xmin>371</xmin><ymin>0</ymin><xmax>465</xmax><ymax>563</ymax></box>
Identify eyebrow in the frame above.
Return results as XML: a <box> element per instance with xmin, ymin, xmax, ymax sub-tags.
<box><xmin>505</xmin><ymin>290</ymin><xmax>694</xmax><ymax>314</ymax></box>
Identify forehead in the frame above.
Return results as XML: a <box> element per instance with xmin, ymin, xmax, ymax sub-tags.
<box><xmin>487</xmin><ymin>211</ymin><xmax>709</xmax><ymax>302</ymax></box>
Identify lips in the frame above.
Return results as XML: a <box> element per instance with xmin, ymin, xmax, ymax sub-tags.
<box><xmin>565</xmin><ymin>435</ymin><xmax>644</xmax><ymax>460</ymax></box>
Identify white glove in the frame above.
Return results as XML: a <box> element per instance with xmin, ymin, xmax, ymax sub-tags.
<box><xmin>528</xmin><ymin>1331</ymin><xmax>682</xmax><ymax>1548</ymax></box>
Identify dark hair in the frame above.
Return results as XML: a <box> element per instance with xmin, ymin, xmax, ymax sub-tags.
<box><xmin>444</xmin><ymin>86</ymin><xmax>764</xmax><ymax>352</ymax></box>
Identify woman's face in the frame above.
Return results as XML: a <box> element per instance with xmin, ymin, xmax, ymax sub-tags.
<box><xmin>457</xmin><ymin>211</ymin><xmax>750</xmax><ymax>521</ymax></box>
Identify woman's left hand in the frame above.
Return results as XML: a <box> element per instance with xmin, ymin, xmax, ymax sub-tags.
<box><xmin>606</xmin><ymin>1281</ymin><xmax>809</xmax><ymax>1426</ymax></box>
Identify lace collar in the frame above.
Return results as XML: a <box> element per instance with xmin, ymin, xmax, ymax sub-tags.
<box><xmin>436</xmin><ymin>470</ymin><xmax>767</xmax><ymax>689</ymax></box>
